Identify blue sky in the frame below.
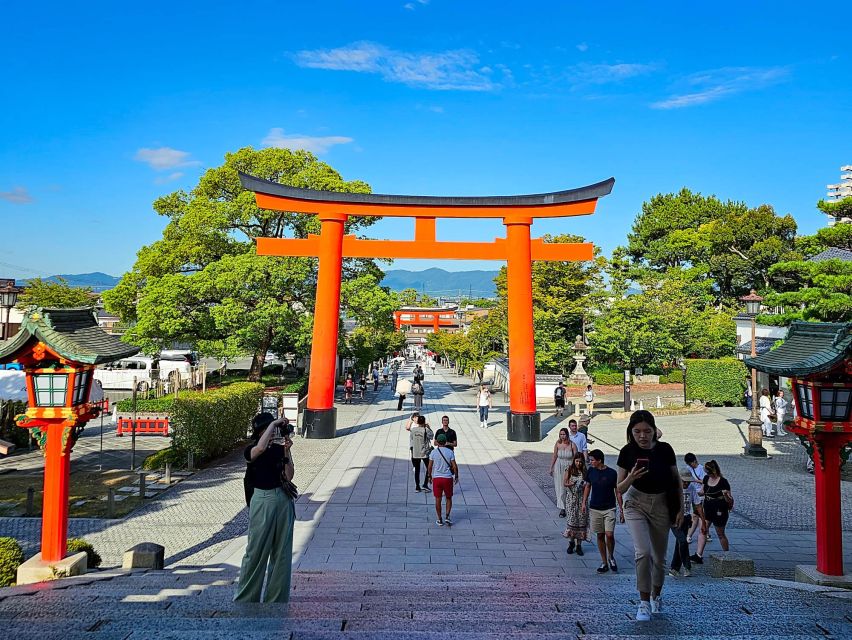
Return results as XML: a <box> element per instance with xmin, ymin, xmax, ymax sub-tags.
<box><xmin>1</xmin><ymin>1</ymin><xmax>849</xmax><ymax>278</ymax></box>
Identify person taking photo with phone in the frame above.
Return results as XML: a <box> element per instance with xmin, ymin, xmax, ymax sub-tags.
<box><xmin>234</xmin><ymin>412</ymin><xmax>296</xmax><ymax>603</ymax></box>
<box><xmin>616</xmin><ymin>410</ymin><xmax>681</xmax><ymax>622</ymax></box>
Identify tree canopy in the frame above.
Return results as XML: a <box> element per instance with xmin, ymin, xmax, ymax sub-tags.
<box><xmin>104</xmin><ymin>146</ymin><xmax>383</xmax><ymax>380</ymax></box>
<box><xmin>16</xmin><ymin>277</ymin><xmax>95</xmax><ymax>309</ymax></box>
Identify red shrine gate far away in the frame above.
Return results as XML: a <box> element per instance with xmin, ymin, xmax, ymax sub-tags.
<box><xmin>240</xmin><ymin>173</ymin><xmax>614</xmax><ymax>442</ymax></box>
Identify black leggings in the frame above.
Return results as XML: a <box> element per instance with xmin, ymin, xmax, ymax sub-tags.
<box><xmin>411</xmin><ymin>456</ymin><xmax>429</xmax><ymax>488</ymax></box>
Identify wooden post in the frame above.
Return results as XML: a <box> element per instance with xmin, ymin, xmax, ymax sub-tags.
<box><xmin>40</xmin><ymin>426</ymin><xmax>71</xmax><ymax>562</ymax></box>
<box><xmin>813</xmin><ymin>433</ymin><xmax>845</xmax><ymax>576</ymax></box>
<box><xmin>107</xmin><ymin>488</ymin><xmax>115</xmax><ymax>518</ymax></box>
<box><xmin>26</xmin><ymin>486</ymin><xmax>34</xmax><ymax>516</ymax></box>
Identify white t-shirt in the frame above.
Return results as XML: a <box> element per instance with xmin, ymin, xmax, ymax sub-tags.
<box><xmin>429</xmin><ymin>447</ymin><xmax>455</xmax><ymax>478</ymax></box>
<box><xmin>688</xmin><ymin>464</ymin><xmax>706</xmax><ymax>502</ymax></box>
<box><xmin>775</xmin><ymin>396</ymin><xmax>787</xmax><ymax>415</ymax></box>
<box><xmin>584</xmin><ymin>388</ymin><xmax>594</xmax><ymax>402</ymax></box>
<box><xmin>569</xmin><ymin>431</ymin><xmax>587</xmax><ymax>453</ymax></box>
<box><xmin>478</xmin><ymin>390</ymin><xmax>491</xmax><ymax>407</ymax></box>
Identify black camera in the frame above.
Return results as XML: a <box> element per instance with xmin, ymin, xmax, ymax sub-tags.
<box><xmin>277</xmin><ymin>419</ymin><xmax>294</xmax><ymax>438</ymax></box>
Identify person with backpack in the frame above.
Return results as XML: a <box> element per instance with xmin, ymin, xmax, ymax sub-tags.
<box><xmin>410</xmin><ymin>415</ymin><xmax>433</xmax><ymax>492</ymax></box>
<box><xmin>234</xmin><ymin>412</ymin><xmax>295</xmax><ymax>603</ymax></box>
<box><xmin>343</xmin><ymin>373</ymin><xmax>355</xmax><ymax>404</ymax></box>
<box><xmin>428</xmin><ymin>432</ymin><xmax>459</xmax><ymax>526</ymax></box>
<box><xmin>554</xmin><ymin>381</ymin><xmax>567</xmax><ymax>417</ymax></box>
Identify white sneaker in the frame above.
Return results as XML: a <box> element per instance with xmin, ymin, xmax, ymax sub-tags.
<box><xmin>651</xmin><ymin>595</ymin><xmax>662</xmax><ymax>613</ymax></box>
<box><xmin>667</xmin><ymin>568</ymin><xmax>679</xmax><ymax>578</ymax></box>
<box><xmin>683</xmin><ymin>568</ymin><xmax>691</xmax><ymax>577</ymax></box>
<box><xmin>636</xmin><ymin>601</ymin><xmax>651</xmax><ymax>621</ymax></box>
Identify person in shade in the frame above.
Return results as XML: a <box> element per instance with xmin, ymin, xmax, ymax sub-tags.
<box><xmin>234</xmin><ymin>412</ymin><xmax>296</xmax><ymax>603</ymax></box>
<box><xmin>563</xmin><ymin>451</ymin><xmax>589</xmax><ymax>556</ymax></box>
<box><xmin>428</xmin><ymin>432</ymin><xmax>459</xmax><ymax>526</ymax></box>
<box><xmin>616</xmin><ymin>410</ymin><xmax>681</xmax><ymax>622</ymax></box>
<box><xmin>583</xmin><ymin>449</ymin><xmax>623</xmax><ymax>574</ymax></box>
<box><xmin>669</xmin><ymin>468</ymin><xmax>699</xmax><ymax>577</ymax></box>
<box><xmin>410</xmin><ymin>415</ymin><xmax>433</xmax><ymax>492</ymax></box>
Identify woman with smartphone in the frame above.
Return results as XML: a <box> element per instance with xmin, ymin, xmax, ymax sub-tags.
<box><xmin>234</xmin><ymin>412</ymin><xmax>296</xmax><ymax>603</ymax></box>
<box><xmin>616</xmin><ymin>410</ymin><xmax>681</xmax><ymax>622</ymax></box>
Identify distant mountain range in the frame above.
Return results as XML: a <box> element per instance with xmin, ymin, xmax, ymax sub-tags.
<box><xmin>22</xmin><ymin>269</ymin><xmax>499</xmax><ymax>297</ymax></box>
<box><xmin>381</xmin><ymin>268</ymin><xmax>499</xmax><ymax>297</ymax></box>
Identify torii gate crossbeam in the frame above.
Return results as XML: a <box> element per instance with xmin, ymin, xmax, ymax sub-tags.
<box><xmin>240</xmin><ymin>173</ymin><xmax>614</xmax><ymax>441</ymax></box>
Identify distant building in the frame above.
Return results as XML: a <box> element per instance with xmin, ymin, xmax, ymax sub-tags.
<box><xmin>393</xmin><ymin>305</ymin><xmax>459</xmax><ymax>344</ymax></box>
<box><xmin>458</xmin><ymin>305</ymin><xmax>491</xmax><ymax>332</ymax></box>
<box><xmin>825</xmin><ymin>165</ymin><xmax>852</xmax><ymax>226</ymax></box>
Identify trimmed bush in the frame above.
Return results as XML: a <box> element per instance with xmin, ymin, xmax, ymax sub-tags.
<box><xmin>594</xmin><ymin>372</ymin><xmax>625</xmax><ymax>386</ymax></box>
<box><xmin>684</xmin><ymin>358</ymin><xmax>747</xmax><ymax>406</ymax></box>
<box><xmin>666</xmin><ymin>369</ymin><xmax>684</xmax><ymax>384</ymax></box>
<box><xmin>0</xmin><ymin>537</ymin><xmax>24</xmax><ymax>587</ymax></box>
<box><xmin>280</xmin><ymin>376</ymin><xmax>308</xmax><ymax>395</ymax></box>
<box><xmin>115</xmin><ymin>396</ymin><xmax>176</xmax><ymax>413</ymax></box>
<box><xmin>170</xmin><ymin>382</ymin><xmax>264</xmax><ymax>461</ymax></box>
<box><xmin>67</xmin><ymin>538</ymin><xmax>102</xmax><ymax>569</ymax></box>
<box><xmin>0</xmin><ymin>400</ymin><xmax>30</xmax><ymax>448</ymax></box>
<box><xmin>142</xmin><ymin>447</ymin><xmax>183</xmax><ymax>470</ymax></box>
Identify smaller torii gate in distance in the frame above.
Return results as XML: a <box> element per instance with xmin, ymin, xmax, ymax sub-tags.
<box><xmin>240</xmin><ymin>173</ymin><xmax>614</xmax><ymax>442</ymax></box>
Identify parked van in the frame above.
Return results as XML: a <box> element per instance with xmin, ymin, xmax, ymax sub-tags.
<box><xmin>94</xmin><ymin>356</ymin><xmax>157</xmax><ymax>390</ymax></box>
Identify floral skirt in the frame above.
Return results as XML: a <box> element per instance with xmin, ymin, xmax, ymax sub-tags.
<box><xmin>564</xmin><ymin>485</ymin><xmax>590</xmax><ymax>542</ymax></box>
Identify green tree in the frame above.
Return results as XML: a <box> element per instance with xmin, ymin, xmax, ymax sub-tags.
<box><xmin>761</xmin><ymin>258</ymin><xmax>852</xmax><ymax>324</ymax></box>
<box><xmin>396</xmin><ymin>287</ymin><xmax>437</xmax><ymax>307</ymax></box>
<box><xmin>104</xmin><ymin>146</ymin><xmax>378</xmax><ymax>381</ymax></box>
<box><xmin>16</xmin><ymin>277</ymin><xmax>94</xmax><ymax>309</ymax></box>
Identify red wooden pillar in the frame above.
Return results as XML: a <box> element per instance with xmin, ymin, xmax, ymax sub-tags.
<box><xmin>504</xmin><ymin>217</ymin><xmax>540</xmax><ymax>441</ymax></box>
<box><xmin>41</xmin><ymin>425</ymin><xmax>72</xmax><ymax>562</ymax></box>
<box><xmin>812</xmin><ymin>432</ymin><xmax>845</xmax><ymax>576</ymax></box>
<box><xmin>303</xmin><ymin>212</ymin><xmax>347</xmax><ymax>438</ymax></box>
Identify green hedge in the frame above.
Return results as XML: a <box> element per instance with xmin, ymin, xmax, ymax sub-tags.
<box><xmin>0</xmin><ymin>537</ymin><xmax>23</xmax><ymax>587</ymax></box>
<box><xmin>170</xmin><ymin>382</ymin><xmax>264</xmax><ymax>461</ymax></box>
<box><xmin>594</xmin><ymin>372</ymin><xmax>625</xmax><ymax>385</ymax></box>
<box><xmin>142</xmin><ymin>447</ymin><xmax>183</xmax><ymax>470</ymax></box>
<box><xmin>0</xmin><ymin>400</ymin><xmax>30</xmax><ymax>448</ymax></box>
<box><xmin>67</xmin><ymin>538</ymin><xmax>102</xmax><ymax>569</ymax></box>
<box><xmin>659</xmin><ymin>370</ymin><xmax>684</xmax><ymax>384</ymax></box>
<box><xmin>115</xmin><ymin>396</ymin><xmax>176</xmax><ymax>413</ymax></box>
<box><xmin>684</xmin><ymin>358</ymin><xmax>747</xmax><ymax>406</ymax></box>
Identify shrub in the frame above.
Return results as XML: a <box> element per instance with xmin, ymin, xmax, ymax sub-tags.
<box><xmin>115</xmin><ymin>396</ymin><xmax>176</xmax><ymax>413</ymax></box>
<box><xmin>659</xmin><ymin>369</ymin><xmax>683</xmax><ymax>385</ymax></box>
<box><xmin>280</xmin><ymin>376</ymin><xmax>308</xmax><ymax>395</ymax></box>
<box><xmin>684</xmin><ymin>358</ymin><xmax>747</xmax><ymax>406</ymax></box>
<box><xmin>170</xmin><ymin>382</ymin><xmax>263</xmax><ymax>461</ymax></box>
<box><xmin>0</xmin><ymin>537</ymin><xmax>24</xmax><ymax>587</ymax></box>
<box><xmin>0</xmin><ymin>401</ymin><xmax>30</xmax><ymax>448</ymax></box>
<box><xmin>67</xmin><ymin>538</ymin><xmax>102</xmax><ymax>569</ymax></box>
<box><xmin>594</xmin><ymin>372</ymin><xmax>625</xmax><ymax>386</ymax></box>
<box><xmin>142</xmin><ymin>447</ymin><xmax>183</xmax><ymax>470</ymax></box>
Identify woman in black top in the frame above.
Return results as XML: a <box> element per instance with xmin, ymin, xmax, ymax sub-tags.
<box><xmin>616</xmin><ymin>410</ymin><xmax>681</xmax><ymax>622</ymax></box>
<box><xmin>234</xmin><ymin>412</ymin><xmax>296</xmax><ymax>603</ymax></box>
<box><xmin>692</xmin><ymin>459</ymin><xmax>732</xmax><ymax>564</ymax></box>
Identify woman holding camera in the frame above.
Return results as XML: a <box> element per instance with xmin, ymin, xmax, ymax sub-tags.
<box><xmin>234</xmin><ymin>412</ymin><xmax>296</xmax><ymax>603</ymax></box>
<box><xmin>616</xmin><ymin>410</ymin><xmax>681</xmax><ymax>622</ymax></box>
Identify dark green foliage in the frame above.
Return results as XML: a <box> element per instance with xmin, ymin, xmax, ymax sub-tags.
<box><xmin>67</xmin><ymin>538</ymin><xmax>102</xmax><ymax>569</ymax></box>
<box><xmin>659</xmin><ymin>369</ymin><xmax>684</xmax><ymax>384</ymax></box>
<box><xmin>684</xmin><ymin>358</ymin><xmax>747</xmax><ymax>406</ymax></box>
<box><xmin>170</xmin><ymin>382</ymin><xmax>264</xmax><ymax>461</ymax></box>
<box><xmin>115</xmin><ymin>397</ymin><xmax>176</xmax><ymax>413</ymax></box>
<box><xmin>15</xmin><ymin>277</ymin><xmax>94</xmax><ymax>310</ymax></box>
<box><xmin>0</xmin><ymin>400</ymin><xmax>30</xmax><ymax>448</ymax></box>
<box><xmin>593</xmin><ymin>372</ymin><xmax>625</xmax><ymax>385</ymax></box>
<box><xmin>0</xmin><ymin>537</ymin><xmax>24</xmax><ymax>587</ymax></box>
<box><xmin>142</xmin><ymin>447</ymin><xmax>183</xmax><ymax>470</ymax></box>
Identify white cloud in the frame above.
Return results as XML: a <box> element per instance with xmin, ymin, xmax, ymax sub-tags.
<box><xmin>154</xmin><ymin>172</ymin><xmax>185</xmax><ymax>184</ymax></box>
<box><xmin>262</xmin><ymin>128</ymin><xmax>354</xmax><ymax>154</ymax></box>
<box><xmin>294</xmin><ymin>41</ymin><xmax>497</xmax><ymax>91</ymax></box>
<box><xmin>651</xmin><ymin>66</ymin><xmax>789</xmax><ymax>109</ymax></box>
<box><xmin>134</xmin><ymin>147</ymin><xmax>200</xmax><ymax>171</ymax></box>
<box><xmin>0</xmin><ymin>186</ymin><xmax>33</xmax><ymax>204</ymax></box>
<box><xmin>404</xmin><ymin>2</ymin><xmax>415</xmax><ymax>8</ymax></box>
<box><xmin>566</xmin><ymin>62</ymin><xmax>657</xmax><ymax>85</ymax></box>
<box><xmin>576</xmin><ymin>42</ymin><xmax>589</xmax><ymax>52</ymax></box>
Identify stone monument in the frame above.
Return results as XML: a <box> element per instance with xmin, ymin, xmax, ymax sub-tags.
<box><xmin>567</xmin><ymin>335</ymin><xmax>592</xmax><ymax>386</ymax></box>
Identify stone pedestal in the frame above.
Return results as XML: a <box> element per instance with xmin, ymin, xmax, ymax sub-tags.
<box><xmin>16</xmin><ymin>551</ymin><xmax>87</xmax><ymax>585</ymax></box>
<box><xmin>709</xmin><ymin>552</ymin><xmax>755</xmax><ymax>577</ymax></box>
<box><xmin>122</xmin><ymin>542</ymin><xmax>165</xmax><ymax>569</ymax></box>
<box><xmin>795</xmin><ymin>564</ymin><xmax>852</xmax><ymax>589</ymax></box>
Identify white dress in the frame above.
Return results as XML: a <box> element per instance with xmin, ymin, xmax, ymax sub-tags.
<box><xmin>759</xmin><ymin>395</ymin><xmax>773</xmax><ymax>434</ymax></box>
<box><xmin>553</xmin><ymin>445</ymin><xmax>573</xmax><ymax>510</ymax></box>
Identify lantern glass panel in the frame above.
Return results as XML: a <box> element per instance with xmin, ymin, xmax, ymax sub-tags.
<box><xmin>72</xmin><ymin>370</ymin><xmax>91</xmax><ymax>405</ymax></box>
<box><xmin>795</xmin><ymin>383</ymin><xmax>814</xmax><ymax>419</ymax></box>
<box><xmin>33</xmin><ymin>374</ymin><xmax>68</xmax><ymax>407</ymax></box>
<box><xmin>819</xmin><ymin>387</ymin><xmax>852</xmax><ymax>421</ymax></box>
<box><xmin>746</xmin><ymin>300</ymin><xmax>760</xmax><ymax>315</ymax></box>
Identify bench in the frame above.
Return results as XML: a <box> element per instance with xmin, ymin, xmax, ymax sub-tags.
<box><xmin>0</xmin><ymin>438</ymin><xmax>15</xmax><ymax>456</ymax></box>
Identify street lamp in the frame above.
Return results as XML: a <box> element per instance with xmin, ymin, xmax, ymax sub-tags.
<box><xmin>677</xmin><ymin>357</ymin><xmax>687</xmax><ymax>406</ymax></box>
<box><xmin>0</xmin><ymin>279</ymin><xmax>22</xmax><ymax>341</ymax></box>
<box><xmin>740</xmin><ymin>289</ymin><xmax>767</xmax><ymax>458</ymax></box>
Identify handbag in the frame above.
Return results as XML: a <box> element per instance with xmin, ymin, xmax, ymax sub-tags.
<box><xmin>724</xmin><ymin>492</ymin><xmax>734</xmax><ymax>511</ymax></box>
<box><xmin>280</xmin><ymin>474</ymin><xmax>299</xmax><ymax>501</ymax></box>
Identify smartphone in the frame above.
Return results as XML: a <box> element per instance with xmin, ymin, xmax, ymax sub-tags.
<box><xmin>635</xmin><ymin>458</ymin><xmax>650</xmax><ymax>471</ymax></box>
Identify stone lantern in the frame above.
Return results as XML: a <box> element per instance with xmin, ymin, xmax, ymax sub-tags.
<box><xmin>745</xmin><ymin>321</ymin><xmax>851</xmax><ymax>586</ymax></box>
<box><xmin>567</xmin><ymin>335</ymin><xmax>592</xmax><ymax>387</ymax></box>
<box><xmin>0</xmin><ymin>307</ymin><xmax>139</xmax><ymax>583</ymax></box>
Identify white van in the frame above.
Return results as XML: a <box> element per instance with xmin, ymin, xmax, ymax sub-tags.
<box><xmin>94</xmin><ymin>356</ymin><xmax>157</xmax><ymax>390</ymax></box>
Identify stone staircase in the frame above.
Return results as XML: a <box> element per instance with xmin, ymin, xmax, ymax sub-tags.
<box><xmin>1</xmin><ymin>566</ymin><xmax>850</xmax><ymax>639</ymax></box>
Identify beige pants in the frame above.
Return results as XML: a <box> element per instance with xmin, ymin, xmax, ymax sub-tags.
<box><xmin>623</xmin><ymin>487</ymin><xmax>670</xmax><ymax>594</ymax></box>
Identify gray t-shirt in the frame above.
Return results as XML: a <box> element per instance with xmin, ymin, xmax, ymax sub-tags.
<box><xmin>429</xmin><ymin>446</ymin><xmax>455</xmax><ymax>478</ymax></box>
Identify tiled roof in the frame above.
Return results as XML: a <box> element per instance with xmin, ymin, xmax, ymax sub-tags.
<box><xmin>0</xmin><ymin>307</ymin><xmax>139</xmax><ymax>365</ymax></box>
<box><xmin>736</xmin><ymin>337</ymin><xmax>782</xmax><ymax>355</ymax></box>
<box><xmin>809</xmin><ymin>248</ymin><xmax>852</xmax><ymax>262</ymax></box>
<box><xmin>744</xmin><ymin>321</ymin><xmax>851</xmax><ymax>377</ymax></box>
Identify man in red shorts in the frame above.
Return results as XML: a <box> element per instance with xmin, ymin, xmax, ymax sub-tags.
<box><xmin>427</xmin><ymin>432</ymin><xmax>459</xmax><ymax>526</ymax></box>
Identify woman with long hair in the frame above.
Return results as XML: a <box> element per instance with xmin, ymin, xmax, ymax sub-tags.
<box><xmin>563</xmin><ymin>451</ymin><xmax>589</xmax><ymax>555</ymax></box>
<box><xmin>616</xmin><ymin>410</ymin><xmax>681</xmax><ymax>621</ymax></box>
<box><xmin>691</xmin><ymin>459</ymin><xmax>733</xmax><ymax>565</ymax></box>
<box><xmin>549</xmin><ymin>427</ymin><xmax>577</xmax><ymax>518</ymax></box>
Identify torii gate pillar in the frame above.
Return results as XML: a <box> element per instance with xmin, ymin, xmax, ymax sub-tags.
<box><xmin>241</xmin><ymin>172</ymin><xmax>614</xmax><ymax>441</ymax></box>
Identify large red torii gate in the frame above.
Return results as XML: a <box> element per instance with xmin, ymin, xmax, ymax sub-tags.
<box><xmin>240</xmin><ymin>173</ymin><xmax>614</xmax><ymax>441</ymax></box>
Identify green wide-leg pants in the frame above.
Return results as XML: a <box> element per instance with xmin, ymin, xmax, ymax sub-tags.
<box><xmin>233</xmin><ymin>487</ymin><xmax>295</xmax><ymax>603</ymax></box>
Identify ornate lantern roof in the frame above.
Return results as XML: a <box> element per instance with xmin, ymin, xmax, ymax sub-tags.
<box><xmin>743</xmin><ymin>321</ymin><xmax>851</xmax><ymax>378</ymax></box>
<box><xmin>0</xmin><ymin>307</ymin><xmax>139</xmax><ymax>365</ymax></box>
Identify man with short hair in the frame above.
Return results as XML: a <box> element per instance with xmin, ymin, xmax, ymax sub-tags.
<box><xmin>583</xmin><ymin>449</ymin><xmax>623</xmax><ymax>574</ymax></box>
<box><xmin>428</xmin><ymin>432</ymin><xmax>459</xmax><ymax>526</ymax></box>
<box><xmin>568</xmin><ymin>419</ymin><xmax>588</xmax><ymax>456</ymax></box>
<box><xmin>434</xmin><ymin>415</ymin><xmax>457</xmax><ymax>450</ymax></box>
<box><xmin>554</xmin><ymin>381</ymin><xmax>567</xmax><ymax>417</ymax></box>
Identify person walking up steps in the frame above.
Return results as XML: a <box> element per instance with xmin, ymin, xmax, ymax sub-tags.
<box><xmin>476</xmin><ymin>384</ymin><xmax>492</xmax><ymax>428</ymax></box>
<box><xmin>669</xmin><ymin>469</ymin><xmax>699</xmax><ymax>577</ymax></box>
<box><xmin>428</xmin><ymin>432</ymin><xmax>459</xmax><ymax>526</ymax></box>
<box><xmin>616</xmin><ymin>410</ymin><xmax>681</xmax><ymax>621</ymax></box>
<box><xmin>583</xmin><ymin>449</ymin><xmax>623</xmax><ymax>574</ymax></box>
<box><xmin>691</xmin><ymin>460</ymin><xmax>733</xmax><ymax>566</ymax></box>
<box><xmin>549</xmin><ymin>427</ymin><xmax>576</xmax><ymax>518</ymax></box>
<box><xmin>563</xmin><ymin>451</ymin><xmax>589</xmax><ymax>556</ymax></box>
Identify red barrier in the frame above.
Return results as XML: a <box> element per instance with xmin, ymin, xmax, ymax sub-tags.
<box><xmin>116</xmin><ymin>417</ymin><xmax>169</xmax><ymax>436</ymax></box>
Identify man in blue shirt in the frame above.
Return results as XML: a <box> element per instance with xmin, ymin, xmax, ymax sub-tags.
<box><xmin>583</xmin><ymin>449</ymin><xmax>624</xmax><ymax>574</ymax></box>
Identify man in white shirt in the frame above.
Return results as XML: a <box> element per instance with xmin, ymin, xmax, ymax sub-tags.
<box><xmin>583</xmin><ymin>384</ymin><xmax>595</xmax><ymax>416</ymax></box>
<box><xmin>568</xmin><ymin>419</ymin><xmax>587</xmax><ymax>456</ymax></box>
